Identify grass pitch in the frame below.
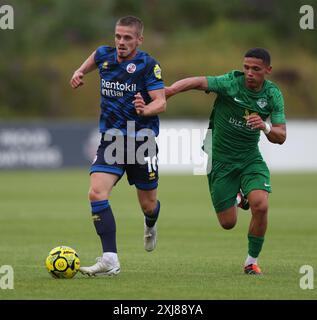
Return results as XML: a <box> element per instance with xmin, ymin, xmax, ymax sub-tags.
<box><xmin>0</xmin><ymin>170</ymin><xmax>316</xmax><ymax>300</ymax></box>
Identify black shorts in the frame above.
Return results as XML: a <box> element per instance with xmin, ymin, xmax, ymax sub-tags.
<box><xmin>90</xmin><ymin>133</ymin><xmax>159</xmax><ymax>190</ymax></box>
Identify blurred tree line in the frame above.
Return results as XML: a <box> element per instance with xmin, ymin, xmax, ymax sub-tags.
<box><xmin>0</xmin><ymin>0</ymin><xmax>316</xmax><ymax>119</ymax></box>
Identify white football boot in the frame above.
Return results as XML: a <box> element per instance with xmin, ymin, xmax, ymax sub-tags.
<box><xmin>144</xmin><ymin>222</ymin><xmax>157</xmax><ymax>252</ymax></box>
<box><xmin>79</xmin><ymin>255</ymin><xmax>120</xmax><ymax>277</ymax></box>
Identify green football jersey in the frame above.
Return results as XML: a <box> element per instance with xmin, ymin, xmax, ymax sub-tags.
<box><xmin>206</xmin><ymin>70</ymin><xmax>286</xmax><ymax>163</ymax></box>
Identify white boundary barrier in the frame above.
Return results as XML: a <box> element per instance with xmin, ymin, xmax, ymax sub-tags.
<box><xmin>0</xmin><ymin>120</ymin><xmax>316</xmax><ymax>172</ymax></box>
<box><xmin>158</xmin><ymin>120</ymin><xmax>317</xmax><ymax>173</ymax></box>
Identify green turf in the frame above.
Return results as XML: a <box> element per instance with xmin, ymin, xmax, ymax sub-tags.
<box><xmin>0</xmin><ymin>170</ymin><xmax>316</xmax><ymax>300</ymax></box>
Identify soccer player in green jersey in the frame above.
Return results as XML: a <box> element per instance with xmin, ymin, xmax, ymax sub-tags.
<box><xmin>165</xmin><ymin>48</ymin><xmax>287</xmax><ymax>275</ymax></box>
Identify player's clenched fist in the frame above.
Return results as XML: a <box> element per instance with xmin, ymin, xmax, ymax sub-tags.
<box><xmin>246</xmin><ymin>114</ymin><xmax>266</xmax><ymax>130</ymax></box>
<box><xmin>70</xmin><ymin>70</ymin><xmax>84</xmax><ymax>89</ymax></box>
<box><xmin>133</xmin><ymin>92</ymin><xmax>146</xmax><ymax>115</ymax></box>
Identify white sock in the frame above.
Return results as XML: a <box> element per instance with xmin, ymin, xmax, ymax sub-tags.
<box><xmin>102</xmin><ymin>252</ymin><xmax>118</xmax><ymax>264</ymax></box>
<box><xmin>245</xmin><ymin>254</ymin><xmax>257</xmax><ymax>266</ymax></box>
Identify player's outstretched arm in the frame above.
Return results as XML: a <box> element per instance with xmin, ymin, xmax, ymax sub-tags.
<box><xmin>165</xmin><ymin>77</ymin><xmax>208</xmax><ymax>99</ymax></box>
<box><xmin>133</xmin><ymin>89</ymin><xmax>166</xmax><ymax>117</ymax></box>
<box><xmin>70</xmin><ymin>50</ymin><xmax>97</xmax><ymax>89</ymax></box>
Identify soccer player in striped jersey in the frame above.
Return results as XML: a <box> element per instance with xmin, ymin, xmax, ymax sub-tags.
<box><xmin>70</xmin><ymin>16</ymin><xmax>166</xmax><ymax>276</ymax></box>
<box><xmin>165</xmin><ymin>48</ymin><xmax>286</xmax><ymax>275</ymax></box>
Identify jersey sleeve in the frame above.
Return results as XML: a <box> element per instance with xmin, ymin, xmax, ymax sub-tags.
<box><xmin>270</xmin><ymin>89</ymin><xmax>286</xmax><ymax>124</ymax></box>
<box><xmin>94</xmin><ymin>46</ymin><xmax>108</xmax><ymax>66</ymax></box>
<box><xmin>206</xmin><ymin>71</ymin><xmax>236</xmax><ymax>95</ymax></box>
<box><xmin>144</xmin><ymin>59</ymin><xmax>164</xmax><ymax>91</ymax></box>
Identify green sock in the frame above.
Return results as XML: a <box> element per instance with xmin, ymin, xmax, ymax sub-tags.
<box><xmin>248</xmin><ymin>234</ymin><xmax>265</xmax><ymax>258</ymax></box>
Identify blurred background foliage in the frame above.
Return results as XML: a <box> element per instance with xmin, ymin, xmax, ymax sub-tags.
<box><xmin>0</xmin><ymin>0</ymin><xmax>316</xmax><ymax>119</ymax></box>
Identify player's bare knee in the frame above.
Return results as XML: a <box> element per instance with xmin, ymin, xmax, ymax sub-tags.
<box><xmin>88</xmin><ymin>187</ymin><xmax>108</xmax><ymax>201</ymax></box>
<box><xmin>140</xmin><ymin>199</ymin><xmax>157</xmax><ymax>214</ymax></box>
<box><xmin>220</xmin><ymin>221</ymin><xmax>236</xmax><ymax>230</ymax></box>
<box><xmin>217</xmin><ymin>207</ymin><xmax>237</xmax><ymax>230</ymax></box>
<box><xmin>88</xmin><ymin>188</ymin><xmax>99</xmax><ymax>201</ymax></box>
<box><xmin>251</xmin><ymin>201</ymin><xmax>268</xmax><ymax>216</ymax></box>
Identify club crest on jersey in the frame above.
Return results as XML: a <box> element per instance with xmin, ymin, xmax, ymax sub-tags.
<box><xmin>257</xmin><ymin>98</ymin><xmax>267</xmax><ymax>109</ymax></box>
<box><xmin>154</xmin><ymin>64</ymin><xmax>162</xmax><ymax>79</ymax></box>
<box><xmin>243</xmin><ymin>109</ymin><xmax>258</xmax><ymax>121</ymax></box>
<box><xmin>102</xmin><ymin>61</ymin><xmax>108</xmax><ymax>70</ymax></box>
<box><xmin>126</xmin><ymin>63</ymin><xmax>136</xmax><ymax>73</ymax></box>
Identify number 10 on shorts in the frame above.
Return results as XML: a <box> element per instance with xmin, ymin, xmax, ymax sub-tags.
<box><xmin>145</xmin><ymin>156</ymin><xmax>157</xmax><ymax>172</ymax></box>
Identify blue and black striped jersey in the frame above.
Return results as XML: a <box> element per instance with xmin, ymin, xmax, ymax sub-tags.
<box><xmin>94</xmin><ymin>46</ymin><xmax>164</xmax><ymax>136</ymax></box>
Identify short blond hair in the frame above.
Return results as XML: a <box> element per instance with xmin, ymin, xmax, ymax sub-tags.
<box><xmin>116</xmin><ymin>16</ymin><xmax>144</xmax><ymax>36</ymax></box>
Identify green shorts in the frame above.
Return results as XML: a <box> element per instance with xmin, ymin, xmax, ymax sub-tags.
<box><xmin>207</xmin><ymin>159</ymin><xmax>272</xmax><ymax>213</ymax></box>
